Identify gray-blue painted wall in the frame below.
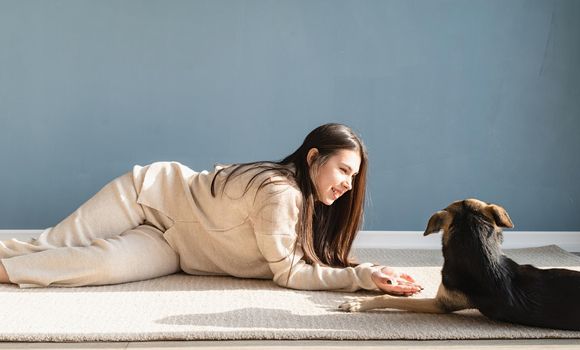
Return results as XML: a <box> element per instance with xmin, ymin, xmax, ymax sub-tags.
<box><xmin>1</xmin><ymin>0</ymin><xmax>579</xmax><ymax>231</ymax></box>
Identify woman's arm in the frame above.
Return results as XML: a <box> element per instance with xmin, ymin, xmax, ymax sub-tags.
<box><xmin>250</xmin><ymin>181</ymin><xmax>423</xmax><ymax>293</ymax></box>
<box><xmin>250</xmin><ymin>181</ymin><xmax>378</xmax><ymax>291</ymax></box>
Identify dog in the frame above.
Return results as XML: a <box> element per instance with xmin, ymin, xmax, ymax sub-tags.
<box><xmin>340</xmin><ymin>198</ymin><xmax>580</xmax><ymax>331</ymax></box>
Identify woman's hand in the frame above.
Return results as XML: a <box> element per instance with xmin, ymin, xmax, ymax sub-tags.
<box><xmin>371</xmin><ymin>266</ymin><xmax>423</xmax><ymax>296</ymax></box>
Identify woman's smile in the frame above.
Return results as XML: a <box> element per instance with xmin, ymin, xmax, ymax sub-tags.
<box><xmin>311</xmin><ymin>149</ymin><xmax>361</xmax><ymax>205</ymax></box>
<box><xmin>331</xmin><ymin>187</ymin><xmax>343</xmax><ymax>200</ymax></box>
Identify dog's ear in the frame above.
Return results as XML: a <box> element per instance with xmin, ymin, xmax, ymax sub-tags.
<box><xmin>488</xmin><ymin>204</ymin><xmax>514</xmax><ymax>228</ymax></box>
<box><xmin>423</xmin><ymin>210</ymin><xmax>451</xmax><ymax>236</ymax></box>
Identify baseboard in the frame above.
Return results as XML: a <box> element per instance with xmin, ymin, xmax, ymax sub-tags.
<box><xmin>1</xmin><ymin>230</ymin><xmax>579</xmax><ymax>252</ymax></box>
<box><xmin>352</xmin><ymin>231</ymin><xmax>580</xmax><ymax>252</ymax></box>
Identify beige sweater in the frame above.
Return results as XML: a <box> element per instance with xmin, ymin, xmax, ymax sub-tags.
<box><xmin>132</xmin><ymin>161</ymin><xmax>378</xmax><ymax>292</ymax></box>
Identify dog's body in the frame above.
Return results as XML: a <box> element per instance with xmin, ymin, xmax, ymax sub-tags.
<box><xmin>340</xmin><ymin>199</ymin><xmax>580</xmax><ymax>331</ymax></box>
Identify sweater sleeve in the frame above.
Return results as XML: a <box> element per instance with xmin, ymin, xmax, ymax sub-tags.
<box><xmin>250</xmin><ymin>181</ymin><xmax>379</xmax><ymax>292</ymax></box>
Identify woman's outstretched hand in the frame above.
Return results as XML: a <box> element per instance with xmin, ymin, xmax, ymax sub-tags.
<box><xmin>371</xmin><ymin>266</ymin><xmax>423</xmax><ymax>296</ymax></box>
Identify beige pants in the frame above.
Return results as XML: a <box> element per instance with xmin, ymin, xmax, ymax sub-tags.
<box><xmin>0</xmin><ymin>172</ymin><xmax>180</xmax><ymax>288</ymax></box>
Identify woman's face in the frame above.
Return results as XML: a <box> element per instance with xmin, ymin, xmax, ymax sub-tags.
<box><xmin>309</xmin><ymin>148</ymin><xmax>361</xmax><ymax>206</ymax></box>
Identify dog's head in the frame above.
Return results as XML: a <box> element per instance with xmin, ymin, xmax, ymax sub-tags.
<box><xmin>423</xmin><ymin>198</ymin><xmax>514</xmax><ymax>248</ymax></box>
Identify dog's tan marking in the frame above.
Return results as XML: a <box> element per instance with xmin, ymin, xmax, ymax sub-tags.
<box><xmin>486</xmin><ymin>204</ymin><xmax>514</xmax><ymax>228</ymax></box>
<box><xmin>423</xmin><ymin>209</ymin><xmax>453</xmax><ymax>246</ymax></box>
<box><xmin>462</xmin><ymin>198</ymin><xmax>514</xmax><ymax>229</ymax></box>
<box><xmin>434</xmin><ymin>284</ymin><xmax>473</xmax><ymax>312</ymax></box>
<box><xmin>423</xmin><ymin>210</ymin><xmax>451</xmax><ymax>235</ymax></box>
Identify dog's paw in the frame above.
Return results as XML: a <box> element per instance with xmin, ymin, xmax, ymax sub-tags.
<box><xmin>339</xmin><ymin>300</ymin><xmax>363</xmax><ymax>312</ymax></box>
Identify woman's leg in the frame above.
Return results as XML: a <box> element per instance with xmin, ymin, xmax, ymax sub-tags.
<box><xmin>1</xmin><ymin>224</ymin><xmax>180</xmax><ymax>288</ymax></box>
<box><xmin>0</xmin><ymin>171</ymin><xmax>151</xmax><ymax>259</ymax></box>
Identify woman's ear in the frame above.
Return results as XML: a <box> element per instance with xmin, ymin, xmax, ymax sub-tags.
<box><xmin>306</xmin><ymin>148</ymin><xmax>319</xmax><ymax>166</ymax></box>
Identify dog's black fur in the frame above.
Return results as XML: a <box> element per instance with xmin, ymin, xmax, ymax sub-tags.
<box><xmin>340</xmin><ymin>199</ymin><xmax>580</xmax><ymax>331</ymax></box>
<box><xmin>441</xmin><ymin>200</ymin><xmax>580</xmax><ymax>331</ymax></box>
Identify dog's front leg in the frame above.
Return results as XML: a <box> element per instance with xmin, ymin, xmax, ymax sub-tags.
<box><xmin>339</xmin><ymin>284</ymin><xmax>472</xmax><ymax>314</ymax></box>
<box><xmin>339</xmin><ymin>295</ymin><xmax>448</xmax><ymax>313</ymax></box>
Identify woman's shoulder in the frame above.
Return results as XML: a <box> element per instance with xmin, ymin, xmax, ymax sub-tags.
<box><xmin>218</xmin><ymin>162</ymin><xmax>301</xmax><ymax>200</ymax></box>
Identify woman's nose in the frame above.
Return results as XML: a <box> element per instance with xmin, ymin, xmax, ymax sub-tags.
<box><xmin>342</xmin><ymin>178</ymin><xmax>352</xmax><ymax>191</ymax></box>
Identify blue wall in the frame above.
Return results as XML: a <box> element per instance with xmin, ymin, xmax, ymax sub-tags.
<box><xmin>1</xmin><ymin>0</ymin><xmax>579</xmax><ymax>231</ymax></box>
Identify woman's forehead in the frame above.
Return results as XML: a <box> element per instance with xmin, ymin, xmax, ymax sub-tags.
<box><xmin>331</xmin><ymin>149</ymin><xmax>361</xmax><ymax>170</ymax></box>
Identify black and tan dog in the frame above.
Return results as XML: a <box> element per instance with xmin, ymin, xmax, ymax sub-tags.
<box><xmin>340</xmin><ymin>198</ymin><xmax>580</xmax><ymax>331</ymax></box>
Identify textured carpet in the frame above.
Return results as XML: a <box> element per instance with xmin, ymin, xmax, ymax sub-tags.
<box><xmin>1</xmin><ymin>245</ymin><xmax>580</xmax><ymax>342</ymax></box>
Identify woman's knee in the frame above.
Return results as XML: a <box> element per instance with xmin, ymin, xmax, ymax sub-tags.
<box><xmin>0</xmin><ymin>261</ymin><xmax>11</xmax><ymax>284</ymax></box>
<box><xmin>91</xmin><ymin>226</ymin><xmax>180</xmax><ymax>283</ymax></box>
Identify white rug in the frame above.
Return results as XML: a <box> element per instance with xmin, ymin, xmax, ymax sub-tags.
<box><xmin>1</xmin><ymin>245</ymin><xmax>580</xmax><ymax>342</ymax></box>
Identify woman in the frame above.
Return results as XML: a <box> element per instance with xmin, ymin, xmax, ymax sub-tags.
<box><xmin>0</xmin><ymin>123</ymin><xmax>421</xmax><ymax>295</ymax></box>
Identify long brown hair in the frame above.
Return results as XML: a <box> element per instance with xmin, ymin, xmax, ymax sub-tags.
<box><xmin>211</xmin><ymin>123</ymin><xmax>368</xmax><ymax>268</ymax></box>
